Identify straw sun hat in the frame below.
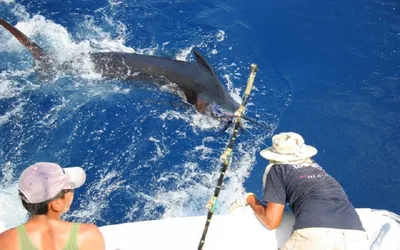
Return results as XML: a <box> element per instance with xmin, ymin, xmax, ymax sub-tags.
<box><xmin>260</xmin><ymin>132</ymin><xmax>317</xmax><ymax>163</ymax></box>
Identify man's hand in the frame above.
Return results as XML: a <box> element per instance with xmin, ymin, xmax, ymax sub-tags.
<box><xmin>228</xmin><ymin>193</ymin><xmax>255</xmax><ymax>212</ymax></box>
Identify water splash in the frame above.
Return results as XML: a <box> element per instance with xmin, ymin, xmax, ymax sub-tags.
<box><xmin>0</xmin><ymin>0</ymin><xmax>14</xmax><ymax>4</ymax></box>
<box><xmin>0</xmin><ymin>6</ymin><xmax>284</xmax><ymax>231</ymax></box>
<box><xmin>0</xmin><ymin>162</ymin><xmax>28</xmax><ymax>232</ymax></box>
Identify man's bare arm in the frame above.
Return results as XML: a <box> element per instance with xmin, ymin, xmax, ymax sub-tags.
<box><xmin>247</xmin><ymin>194</ymin><xmax>285</xmax><ymax>230</ymax></box>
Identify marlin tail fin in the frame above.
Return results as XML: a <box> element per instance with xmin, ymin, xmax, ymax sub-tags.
<box><xmin>0</xmin><ymin>19</ymin><xmax>47</xmax><ymax>62</ymax></box>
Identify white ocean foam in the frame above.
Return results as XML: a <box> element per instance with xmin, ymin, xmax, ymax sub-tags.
<box><xmin>0</xmin><ymin>162</ymin><xmax>28</xmax><ymax>232</ymax></box>
<box><xmin>11</xmin><ymin>4</ymin><xmax>30</xmax><ymax>20</ymax></box>
<box><xmin>2</xmin><ymin>15</ymin><xmax>155</xmax><ymax>81</ymax></box>
<box><xmin>0</xmin><ymin>29</ymin><xmax>26</xmax><ymax>54</ymax></box>
<box><xmin>159</xmin><ymin>109</ymin><xmax>221</xmax><ymax>132</ymax></box>
<box><xmin>38</xmin><ymin>97</ymin><xmax>70</xmax><ymax>128</ymax></box>
<box><xmin>67</xmin><ymin>169</ymin><xmax>126</xmax><ymax>223</ymax></box>
<box><xmin>149</xmin><ymin>137</ymin><xmax>160</xmax><ymax>143</ymax></box>
<box><xmin>140</xmin><ymin>161</ymin><xmax>212</xmax><ymax>218</ymax></box>
<box><xmin>81</xmin><ymin>84</ymin><xmax>132</xmax><ymax>100</ymax></box>
<box><xmin>148</xmin><ymin>137</ymin><xmax>167</xmax><ymax>163</ymax></box>
<box><xmin>0</xmin><ymin>68</ymin><xmax>36</xmax><ymax>79</ymax></box>
<box><xmin>204</xmin><ymin>142</ymin><xmax>259</xmax><ymax>213</ymax></box>
<box><xmin>159</xmin><ymin>110</ymin><xmax>192</xmax><ymax>124</ymax></box>
<box><xmin>0</xmin><ymin>16</ymin><xmax>94</xmax><ymax>78</ymax></box>
<box><xmin>136</xmin><ymin>88</ymin><xmax>270</xmax><ymax>219</ymax></box>
<box><xmin>175</xmin><ymin>46</ymin><xmax>195</xmax><ymax>61</ymax></box>
<box><xmin>216</xmin><ymin>30</ymin><xmax>225</xmax><ymax>42</ymax></box>
<box><xmin>0</xmin><ymin>101</ymin><xmax>25</xmax><ymax>126</ymax></box>
<box><xmin>14</xmin><ymin>16</ymin><xmax>72</xmax><ymax>49</ymax></box>
<box><xmin>82</xmin><ymin>17</ymin><xmax>136</xmax><ymax>54</ymax></box>
<box><xmin>174</xmin><ymin>41</ymin><xmax>214</xmax><ymax>62</ymax></box>
<box><xmin>139</xmin><ymin>133</ymin><xmax>264</xmax><ymax>219</ymax></box>
<box><xmin>89</xmin><ymin>36</ymin><xmax>134</xmax><ymax>53</ymax></box>
<box><xmin>108</xmin><ymin>0</ymin><xmax>123</xmax><ymax>7</ymax></box>
<box><xmin>0</xmin><ymin>79</ymin><xmax>20</xmax><ymax>100</ymax></box>
<box><xmin>193</xmin><ymin>144</ymin><xmax>214</xmax><ymax>160</ymax></box>
<box><xmin>190</xmin><ymin>113</ymin><xmax>220</xmax><ymax>130</ymax></box>
<box><xmin>1</xmin><ymin>161</ymin><xmax>15</xmax><ymax>185</ymax></box>
<box><xmin>0</xmin><ymin>0</ymin><xmax>14</xmax><ymax>4</ymax></box>
<box><xmin>0</xmin><ymin>186</ymin><xmax>28</xmax><ymax>232</ymax></box>
<box><xmin>223</xmin><ymin>74</ymin><xmax>242</xmax><ymax>103</ymax></box>
<box><xmin>185</xmin><ymin>137</ymin><xmax>217</xmax><ymax>162</ymax></box>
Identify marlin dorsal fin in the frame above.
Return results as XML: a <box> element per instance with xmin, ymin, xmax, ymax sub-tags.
<box><xmin>192</xmin><ymin>49</ymin><xmax>217</xmax><ymax>75</ymax></box>
<box><xmin>0</xmin><ymin>19</ymin><xmax>47</xmax><ymax>62</ymax></box>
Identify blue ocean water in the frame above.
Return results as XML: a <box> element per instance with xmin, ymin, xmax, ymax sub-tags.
<box><xmin>0</xmin><ymin>0</ymin><xmax>399</xmax><ymax>231</ymax></box>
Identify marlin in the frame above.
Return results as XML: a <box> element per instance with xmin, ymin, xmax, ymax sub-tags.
<box><xmin>0</xmin><ymin>18</ymin><xmax>268</xmax><ymax>133</ymax></box>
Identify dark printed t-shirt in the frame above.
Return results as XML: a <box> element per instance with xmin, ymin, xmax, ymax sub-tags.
<box><xmin>262</xmin><ymin>163</ymin><xmax>365</xmax><ymax>231</ymax></box>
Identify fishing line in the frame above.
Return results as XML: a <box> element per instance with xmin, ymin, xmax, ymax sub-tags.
<box><xmin>239</xmin><ymin>126</ymin><xmax>271</xmax><ymax>148</ymax></box>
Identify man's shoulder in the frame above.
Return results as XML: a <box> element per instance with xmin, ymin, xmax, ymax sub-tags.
<box><xmin>77</xmin><ymin>223</ymin><xmax>105</xmax><ymax>250</ymax></box>
<box><xmin>271</xmin><ymin>163</ymin><xmax>323</xmax><ymax>180</ymax></box>
<box><xmin>0</xmin><ymin>227</ymin><xmax>18</xmax><ymax>250</ymax></box>
<box><xmin>78</xmin><ymin>223</ymin><xmax>100</xmax><ymax>232</ymax></box>
<box><xmin>271</xmin><ymin>164</ymin><xmax>292</xmax><ymax>174</ymax></box>
<box><xmin>0</xmin><ymin>227</ymin><xmax>17</xmax><ymax>238</ymax></box>
<box><xmin>76</xmin><ymin>223</ymin><xmax>102</xmax><ymax>237</ymax></box>
<box><xmin>275</xmin><ymin>162</ymin><xmax>324</xmax><ymax>172</ymax></box>
<box><xmin>55</xmin><ymin>221</ymin><xmax>102</xmax><ymax>240</ymax></box>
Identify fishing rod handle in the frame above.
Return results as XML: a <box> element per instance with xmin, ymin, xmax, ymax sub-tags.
<box><xmin>198</xmin><ymin>63</ymin><xmax>259</xmax><ymax>250</ymax></box>
<box><xmin>235</xmin><ymin>63</ymin><xmax>258</xmax><ymax>117</ymax></box>
<box><xmin>243</xmin><ymin>63</ymin><xmax>258</xmax><ymax>98</ymax></box>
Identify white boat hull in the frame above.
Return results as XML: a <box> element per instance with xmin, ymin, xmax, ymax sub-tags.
<box><xmin>99</xmin><ymin>207</ymin><xmax>400</xmax><ymax>250</ymax></box>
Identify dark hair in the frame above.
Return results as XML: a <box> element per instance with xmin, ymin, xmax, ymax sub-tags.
<box><xmin>19</xmin><ymin>189</ymin><xmax>72</xmax><ymax>215</ymax></box>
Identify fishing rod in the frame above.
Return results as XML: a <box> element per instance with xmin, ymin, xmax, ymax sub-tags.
<box><xmin>198</xmin><ymin>63</ymin><xmax>258</xmax><ymax>250</ymax></box>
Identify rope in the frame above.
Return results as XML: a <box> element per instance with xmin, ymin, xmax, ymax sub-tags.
<box><xmin>198</xmin><ymin>63</ymin><xmax>258</xmax><ymax>250</ymax></box>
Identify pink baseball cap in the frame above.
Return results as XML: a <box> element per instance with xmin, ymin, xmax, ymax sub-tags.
<box><xmin>18</xmin><ymin>162</ymin><xmax>87</xmax><ymax>203</ymax></box>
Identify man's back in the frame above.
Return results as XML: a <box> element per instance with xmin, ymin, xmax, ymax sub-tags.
<box><xmin>0</xmin><ymin>218</ymin><xmax>104</xmax><ymax>250</ymax></box>
<box><xmin>263</xmin><ymin>162</ymin><xmax>365</xmax><ymax>231</ymax></box>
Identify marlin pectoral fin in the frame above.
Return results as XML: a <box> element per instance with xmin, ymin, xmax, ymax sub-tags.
<box><xmin>217</xmin><ymin>120</ymin><xmax>233</xmax><ymax>135</ymax></box>
<box><xmin>217</xmin><ymin>121</ymin><xmax>248</xmax><ymax>136</ymax></box>
<box><xmin>194</xmin><ymin>95</ymin><xmax>209</xmax><ymax>114</ymax></box>
<box><xmin>0</xmin><ymin>19</ymin><xmax>47</xmax><ymax>62</ymax></box>
<box><xmin>192</xmin><ymin>49</ymin><xmax>217</xmax><ymax>75</ymax></box>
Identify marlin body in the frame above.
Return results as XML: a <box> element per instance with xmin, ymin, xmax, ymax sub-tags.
<box><xmin>90</xmin><ymin>51</ymin><xmax>240</xmax><ymax>121</ymax></box>
<box><xmin>0</xmin><ymin>18</ymin><xmax>267</xmax><ymax>130</ymax></box>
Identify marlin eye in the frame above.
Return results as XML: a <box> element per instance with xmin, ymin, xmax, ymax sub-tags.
<box><xmin>212</xmin><ymin>105</ymin><xmax>224</xmax><ymax>117</ymax></box>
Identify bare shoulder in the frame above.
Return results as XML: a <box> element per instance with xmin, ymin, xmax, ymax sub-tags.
<box><xmin>0</xmin><ymin>227</ymin><xmax>18</xmax><ymax>250</ymax></box>
<box><xmin>78</xmin><ymin>223</ymin><xmax>105</xmax><ymax>250</ymax></box>
<box><xmin>78</xmin><ymin>223</ymin><xmax>102</xmax><ymax>235</ymax></box>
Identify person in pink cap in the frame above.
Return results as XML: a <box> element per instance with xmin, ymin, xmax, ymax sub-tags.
<box><xmin>0</xmin><ymin>162</ymin><xmax>105</xmax><ymax>250</ymax></box>
<box><xmin>230</xmin><ymin>132</ymin><xmax>369</xmax><ymax>250</ymax></box>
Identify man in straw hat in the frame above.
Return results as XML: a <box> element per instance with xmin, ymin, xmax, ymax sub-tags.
<box><xmin>0</xmin><ymin>162</ymin><xmax>105</xmax><ymax>250</ymax></box>
<box><xmin>229</xmin><ymin>132</ymin><xmax>369</xmax><ymax>249</ymax></box>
